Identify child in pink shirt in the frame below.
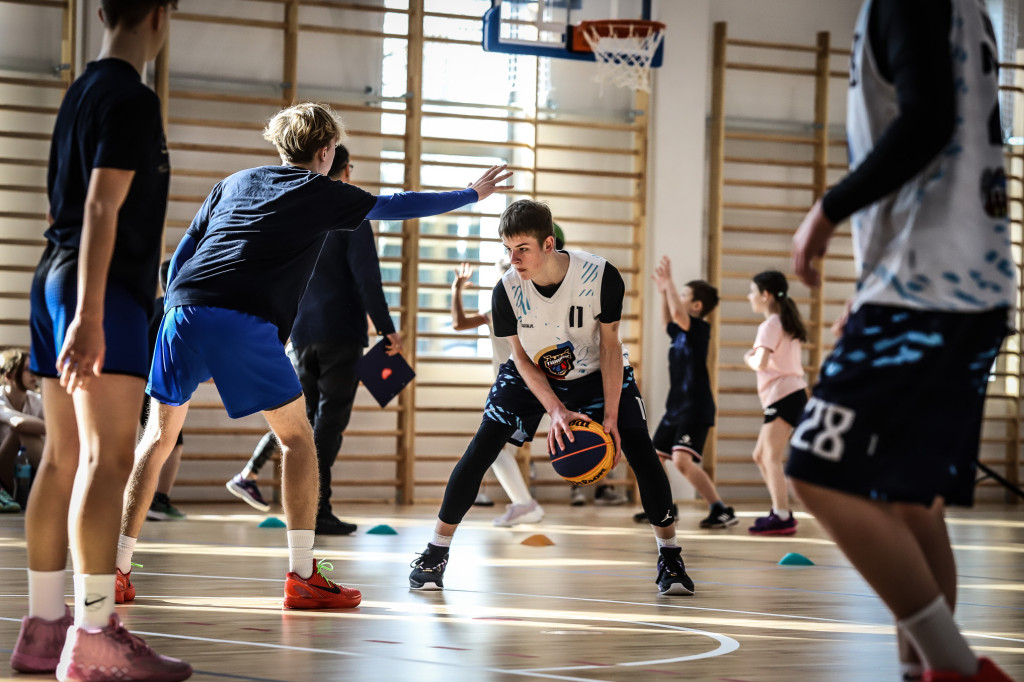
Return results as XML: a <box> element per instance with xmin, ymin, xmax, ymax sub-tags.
<box><xmin>744</xmin><ymin>270</ymin><xmax>807</xmax><ymax>535</ymax></box>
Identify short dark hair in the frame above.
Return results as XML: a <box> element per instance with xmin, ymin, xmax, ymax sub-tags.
<box><xmin>101</xmin><ymin>0</ymin><xmax>177</xmax><ymax>30</ymax></box>
<box><xmin>498</xmin><ymin>200</ymin><xmax>554</xmax><ymax>247</ymax></box>
<box><xmin>328</xmin><ymin>143</ymin><xmax>350</xmax><ymax>180</ymax></box>
<box><xmin>685</xmin><ymin>280</ymin><xmax>719</xmax><ymax>318</ymax></box>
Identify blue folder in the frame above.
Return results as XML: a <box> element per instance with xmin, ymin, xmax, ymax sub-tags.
<box><xmin>355</xmin><ymin>338</ymin><xmax>415</xmax><ymax>407</ymax></box>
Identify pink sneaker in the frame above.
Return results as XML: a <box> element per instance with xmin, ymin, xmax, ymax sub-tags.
<box><xmin>10</xmin><ymin>605</ymin><xmax>73</xmax><ymax>673</ymax></box>
<box><xmin>55</xmin><ymin>614</ymin><xmax>192</xmax><ymax>682</ymax></box>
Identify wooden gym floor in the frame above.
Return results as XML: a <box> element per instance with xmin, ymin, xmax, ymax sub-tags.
<box><xmin>1</xmin><ymin>503</ymin><xmax>1021</xmax><ymax>681</ymax></box>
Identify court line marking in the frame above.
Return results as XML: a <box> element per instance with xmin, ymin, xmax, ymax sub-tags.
<box><xmin>0</xmin><ymin>617</ymin><xmax>734</xmax><ymax>682</ymax></box>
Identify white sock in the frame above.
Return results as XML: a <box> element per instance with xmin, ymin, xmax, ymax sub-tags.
<box><xmin>115</xmin><ymin>535</ymin><xmax>137</xmax><ymax>574</ymax></box>
<box><xmin>28</xmin><ymin>569</ymin><xmax>67</xmax><ymax>620</ymax></box>
<box><xmin>773</xmin><ymin>508</ymin><xmax>792</xmax><ymax>521</ymax></box>
<box><xmin>73</xmin><ymin>574</ymin><xmax>115</xmax><ymax>629</ymax></box>
<box><xmin>490</xmin><ymin>448</ymin><xmax>532</xmax><ymax>505</ymax></box>
<box><xmin>431</xmin><ymin>532</ymin><xmax>453</xmax><ymax>548</ymax></box>
<box><xmin>900</xmin><ymin>662</ymin><xmax>924</xmax><ymax>680</ymax></box>
<box><xmin>287</xmin><ymin>529</ymin><xmax>316</xmax><ymax>579</ymax></box>
<box><xmin>654</xmin><ymin>534</ymin><xmax>678</xmax><ymax>550</ymax></box>
<box><xmin>897</xmin><ymin>596</ymin><xmax>977</xmax><ymax>675</ymax></box>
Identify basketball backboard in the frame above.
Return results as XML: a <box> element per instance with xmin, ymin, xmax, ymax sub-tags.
<box><xmin>481</xmin><ymin>0</ymin><xmax>664</xmax><ymax>67</ymax></box>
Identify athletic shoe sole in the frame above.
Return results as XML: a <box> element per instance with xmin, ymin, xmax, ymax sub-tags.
<box><xmin>225</xmin><ymin>481</ymin><xmax>271</xmax><ymax>512</ymax></box>
<box><xmin>493</xmin><ymin>509</ymin><xmax>545</xmax><ymax>527</ymax></box>
<box><xmin>409</xmin><ymin>581</ymin><xmax>443</xmax><ymax>591</ymax></box>
<box><xmin>701</xmin><ymin>517</ymin><xmax>740</xmax><ymax>529</ymax></box>
<box><xmin>283</xmin><ymin>594</ymin><xmax>361</xmax><ymax>609</ymax></box>
<box><xmin>658</xmin><ymin>582</ymin><xmax>695</xmax><ymax>596</ymax></box>
<box><xmin>748</xmin><ymin>527</ymin><xmax>797</xmax><ymax>536</ymax></box>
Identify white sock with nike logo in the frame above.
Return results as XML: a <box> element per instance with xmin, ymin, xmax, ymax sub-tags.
<box><xmin>73</xmin><ymin>574</ymin><xmax>115</xmax><ymax>628</ymax></box>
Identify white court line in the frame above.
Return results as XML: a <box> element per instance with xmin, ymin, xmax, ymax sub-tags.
<box><xmin>0</xmin><ymin>616</ymin><xmax>733</xmax><ymax>682</ymax></box>
<box><xmin>2</xmin><ymin>564</ymin><xmax>1021</xmax><ymax>640</ymax></box>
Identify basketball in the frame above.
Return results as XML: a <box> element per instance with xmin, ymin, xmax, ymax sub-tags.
<box><xmin>548</xmin><ymin>418</ymin><xmax>615</xmax><ymax>485</ymax></box>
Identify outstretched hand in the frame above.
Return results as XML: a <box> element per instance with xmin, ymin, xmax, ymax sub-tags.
<box><xmin>453</xmin><ymin>262</ymin><xmax>474</xmax><ymax>291</ymax></box>
<box><xmin>792</xmin><ymin>199</ymin><xmax>836</xmax><ymax>288</ymax></box>
<box><xmin>468</xmin><ymin>165</ymin><xmax>514</xmax><ymax>201</ymax></box>
<box><xmin>652</xmin><ymin>255</ymin><xmax>672</xmax><ymax>291</ymax></box>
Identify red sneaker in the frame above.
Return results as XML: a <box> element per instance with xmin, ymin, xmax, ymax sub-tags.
<box><xmin>284</xmin><ymin>560</ymin><xmax>361</xmax><ymax>609</ymax></box>
<box><xmin>923</xmin><ymin>658</ymin><xmax>1015</xmax><ymax>682</ymax></box>
<box><xmin>115</xmin><ymin>568</ymin><xmax>135</xmax><ymax>604</ymax></box>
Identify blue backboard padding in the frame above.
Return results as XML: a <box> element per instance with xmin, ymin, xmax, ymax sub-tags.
<box><xmin>481</xmin><ymin>5</ymin><xmax>663</xmax><ymax>68</ymax></box>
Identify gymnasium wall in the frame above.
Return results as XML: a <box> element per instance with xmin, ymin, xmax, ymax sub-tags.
<box><xmin>2</xmin><ymin>0</ymin><xmax>1018</xmax><ymax>503</ymax></box>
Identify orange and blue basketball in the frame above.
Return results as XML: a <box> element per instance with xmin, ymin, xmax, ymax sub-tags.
<box><xmin>549</xmin><ymin>418</ymin><xmax>615</xmax><ymax>485</ymax></box>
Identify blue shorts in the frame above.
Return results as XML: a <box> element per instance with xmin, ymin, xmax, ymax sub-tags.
<box><xmin>786</xmin><ymin>304</ymin><xmax>1009</xmax><ymax>507</ymax></box>
<box><xmin>148</xmin><ymin>305</ymin><xmax>302</xmax><ymax>419</ymax></box>
<box><xmin>29</xmin><ymin>244</ymin><xmax>150</xmax><ymax>379</ymax></box>
<box><xmin>484</xmin><ymin>361</ymin><xmax>648</xmax><ymax>446</ymax></box>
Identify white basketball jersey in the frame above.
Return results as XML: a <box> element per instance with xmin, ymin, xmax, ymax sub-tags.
<box><xmin>847</xmin><ymin>0</ymin><xmax>1014</xmax><ymax>312</ymax></box>
<box><xmin>499</xmin><ymin>250</ymin><xmax>629</xmax><ymax>381</ymax></box>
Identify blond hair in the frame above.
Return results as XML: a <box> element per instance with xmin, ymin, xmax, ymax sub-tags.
<box><xmin>0</xmin><ymin>347</ymin><xmax>28</xmax><ymax>378</ymax></box>
<box><xmin>262</xmin><ymin>103</ymin><xmax>345</xmax><ymax>164</ymax></box>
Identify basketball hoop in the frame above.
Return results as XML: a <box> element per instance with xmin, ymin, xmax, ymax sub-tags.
<box><xmin>575</xmin><ymin>19</ymin><xmax>666</xmax><ymax>93</ymax></box>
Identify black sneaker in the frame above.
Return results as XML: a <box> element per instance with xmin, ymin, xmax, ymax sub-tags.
<box><xmin>315</xmin><ymin>514</ymin><xmax>357</xmax><ymax>536</ymax></box>
<box><xmin>699</xmin><ymin>505</ymin><xmax>738</xmax><ymax>529</ymax></box>
<box><xmin>633</xmin><ymin>503</ymin><xmax>677</xmax><ymax>524</ymax></box>
<box><xmin>409</xmin><ymin>544</ymin><xmax>448</xmax><ymax>590</ymax></box>
<box><xmin>655</xmin><ymin>547</ymin><xmax>694</xmax><ymax>596</ymax></box>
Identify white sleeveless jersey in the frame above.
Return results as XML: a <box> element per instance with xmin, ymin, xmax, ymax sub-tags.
<box><xmin>847</xmin><ymin>0</ymin><xmax>1014</xmax><ymax>312</ymax></box>
<box><xmin>500</xmin><ymin>250</ymin><xmax>629</xmax><ymax>381</ymax></box>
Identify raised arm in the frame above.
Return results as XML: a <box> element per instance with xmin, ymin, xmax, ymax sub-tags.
<box><xmin>652</xmin><ymin>255</ymin><xmax>690</xmax><ymax>331</ymax></box>
<box><xmin>450</xmin><ymin>263</ymin><xmax>488</xmax><ymax>331</ymax></box>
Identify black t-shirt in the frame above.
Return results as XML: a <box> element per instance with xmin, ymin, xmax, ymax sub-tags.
<box><xmin>45</xmin><ymin>58</ymin><xmax>169</xmax><ymax>312</ymax></box>
<box><xmin>490</xmin><ymin>259</ymin><xmax>625</xmax><ymax>337</ymax></box>
<box><xmin>822</xmin><ymin>0</ymin><xmax>955</xmax><ymax>224</ymax></box>
<box><xmin>290</xmin><ymin>220</ymin><xmax>395</xmax><ymax>348</ymax></box>
<box><xmin>165</xmin><ymin>165</ymin><xmax>378</xmax><ymax>341</ymax></box>
<box><xmin>665</xmin><ymin>317</ymin><xmax>715</xmax><ymax>425</ymax></box>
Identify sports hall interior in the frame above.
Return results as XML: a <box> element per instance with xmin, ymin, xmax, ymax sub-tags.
<box><xmin>0</xmin><ymin>1</ymin><xmax>1022</xmax><ymax>680</ymax></box>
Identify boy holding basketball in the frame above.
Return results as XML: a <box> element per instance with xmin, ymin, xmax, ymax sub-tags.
<box><xmin>410</xmin><ymin>199</ymin><xmax>693</xmax><ymax>596</ymax></box>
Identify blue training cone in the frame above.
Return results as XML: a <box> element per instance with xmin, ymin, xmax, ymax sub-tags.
<box><xmin>367</xmin><ymin>524</ymin><xmax>398</xmax><ymax>535</ymax></box>
<box><xmin>258</xmin><ymin>517</ymin><xmax>287</xmax><ymax>528</ymax></box>
<box><xmin>778</xmin><ymin>552</ymin><xmax>814</xmax><ymax>566</ymax></box>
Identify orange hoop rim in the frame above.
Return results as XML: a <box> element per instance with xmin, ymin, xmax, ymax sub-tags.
<box><xmin>577</xmin><ymin>19</ymin><xmax>666</xmax><ymax>40</ymax></box>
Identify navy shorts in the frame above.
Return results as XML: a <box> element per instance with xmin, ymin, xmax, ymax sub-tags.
<box><xmin>147</xmin><ymin>305</ymin><xmax>302</xmax><ymax>419</ymax></box>
<box><xmin>787</xmin><ymin>304</ymin><xmax>1009</xmax><ymax>507</ymax></box>
<box><xmin>484</xmin><ymin>361</ymin><xmax>648</xmax><ymax>446</ymax></box>
<box><xmin>29</xmin><ymin>243</ymin><xmax>150</xmax><ymax>379</ymax></box>
<box><xmin>652</xmin><ymin>416</ymin><xmax>710</xmax><ymax>462</ymax></box>
<box><xmin>764</xmin><ymin>389</ymin><xmax>808</xmax><ymax>426</ymax></box>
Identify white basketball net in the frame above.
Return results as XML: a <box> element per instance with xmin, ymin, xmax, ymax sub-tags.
<box><xmin>581</xmin><ymin>22</ymin><xmax>665</xmax><ymax>93</ymax></box>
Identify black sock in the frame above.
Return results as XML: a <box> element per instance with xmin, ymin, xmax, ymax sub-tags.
<box><xmin>710</xmin><ymin>500</ymin><xmax>726</xmax><ymax>513</ymax></box>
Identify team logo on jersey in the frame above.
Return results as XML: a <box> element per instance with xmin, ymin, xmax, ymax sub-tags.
<box><xmin>535</xmin><ymin>341</ymin><xmax>576</xmax><ymax>379</ymax></box>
